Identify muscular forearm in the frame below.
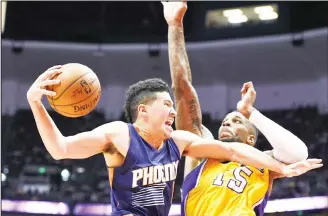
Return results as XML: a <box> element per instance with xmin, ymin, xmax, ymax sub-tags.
<box><xmin>29</xmin><ymin>101</ymin><xmax>66</xmax><ymax>159</ymax></box>
<box><xmin>229</xmin><ymin>142</ymin><xmax>286</xmax><ymax>173</ymax></box>
<box><xmin>186</xmin><ymin>139</ymin><xmax>286</xmax><ymax>173</ymax></box>
<box><xmin>167</xmin><ymin>23</ymin><xmax>202</xmax><ymax>135</ymax></box>
<box><xmin>249</xmin><ymin>109</ymin><xmax>308</xmax><ymax>163</ymax></box>
<box><xmin>168</xmin><ymin>24</ymin><xmax>192</xmax><ymax>84</ymax></box>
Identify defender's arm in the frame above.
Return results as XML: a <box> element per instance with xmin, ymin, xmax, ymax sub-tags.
<box><xmin>249</xmin><ymin>109</ymin><xmax>308</xmax><ymax>163</ymax></box>
<box><xmin>168</xmin><ymin>24</ymin><xmax>202</xmax><ymax>136</ymax></box>
<box><xmin>172</xmin><ymin>130</ymin><xmax>287</xmax><ymax>174</ymax></box>
<box><xmin>163</xmin><ymin>2</ymin><xmax>213</xmax><ymax>176</ymax></box>
<box><xmin>168</xmin><ymin>22</ymin><xmax>205</xmax><ymax>178</ymax></box>
<box><xmin>238</xmin><ymin>82</ymin><xmax>308</xmax><ymax>164</ymax></box>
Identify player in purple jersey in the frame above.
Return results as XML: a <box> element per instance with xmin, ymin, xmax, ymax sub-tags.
<box><xmin>162</xmin><ymin>1</ymin><xmax>323</xmax><ymax>215</ymax></box>
<box><xmin>27</xmin><ymin>69</ymin><xmax>319</xmax><ymax>215</ymax></box>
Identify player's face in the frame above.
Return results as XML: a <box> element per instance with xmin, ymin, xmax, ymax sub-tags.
<box><xmin>146</xmin><ymin>92</ymin><xmax>176</xmax><ymax>139</ymax></box>
<box><xmin>218</xmin><ymin>112</ymin><xmax>250</xmax><ymax>143</ymax></box>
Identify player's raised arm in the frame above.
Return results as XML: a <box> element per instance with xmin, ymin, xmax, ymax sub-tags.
<box><xmin>163</xmin><ymin>1</ymin><xmax>213</xmax><ymax>177</ymax></box>
<box><xmin>162</xmin><ymin>1</ymin><xmax>203</xmax><ymax>135</ymax></box>
<box><xmin>27</xmin><ymin>66</ymin><xmax>126</xmax><ymax>160</ymax></box>
<box><xmin>237</xmin><ymin>82</ymin><xmax>308</xmax><ymax>164</ymax></box>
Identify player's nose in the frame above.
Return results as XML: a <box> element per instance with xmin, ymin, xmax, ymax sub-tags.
<box><xmin>222</xmin><ymin>121</ymin><xmax>231</xmax><ymax>127</ymax></box>
<box><xmin>170</xmin><ymin>108</ymin><xmax>177</xmax><ymax>117</ymax></box>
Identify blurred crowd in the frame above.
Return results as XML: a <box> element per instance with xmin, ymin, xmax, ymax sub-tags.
<box><xmin>1</xmin><ymin>106</ymin><xmax>327</xmax><ymax>204</ymax></box>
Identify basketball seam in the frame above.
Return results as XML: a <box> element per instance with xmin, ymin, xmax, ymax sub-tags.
<box><xmin>51</xmin><ymin>84</ymin><xmax>100</xmax><ymax>106</ymax></box>
<box><xmin>52</xmin><ymin>109</ymin><xmax>90</xmax><ymax>117</ymax></box>
<box><xmin>51</xmin><ymin>71</ymin><xmax>91</xmax><ymax>101</ymax></box>
<box><xmin>53</xmin><ymin>89</ymin><xmax>100</xmax><ymax>117</ymax></box>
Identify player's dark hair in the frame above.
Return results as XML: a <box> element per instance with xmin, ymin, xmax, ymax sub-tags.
<box><xmin>124</xmin><ymin>78</ymin><xmax>171</xmax><ymax>123</ymax></box>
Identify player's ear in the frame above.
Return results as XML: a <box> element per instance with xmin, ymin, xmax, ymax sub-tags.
<box><xmin>137</xmin><ymin>104</ymin><xmax>148</xmax><ymax>116</ymax></box>
<box><xmin>246</xmin><ymin>134</ymin><xmax>255</xmax><ymax>146</ymax></box>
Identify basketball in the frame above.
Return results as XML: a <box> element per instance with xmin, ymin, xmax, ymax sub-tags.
<box><xmin>46</xmin><ymin>63</ymin><xmax>101</xmax><ymax>118</ymax></box>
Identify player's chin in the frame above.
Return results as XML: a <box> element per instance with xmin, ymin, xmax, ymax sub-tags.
<box><xmin>219</xmin><ymin>136</ymin><xmax>237</xmax><ymax>143</ymax></box>
<box><xmin>163</xmin><ymin>125</ymin><xmax>174</xmax><ymax>138</ymax></box>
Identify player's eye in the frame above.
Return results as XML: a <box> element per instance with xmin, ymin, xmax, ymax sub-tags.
<box><xmin>234</xmin><ymin>119</ymin><xmax>242</xmax><ymax>124</ymax></box>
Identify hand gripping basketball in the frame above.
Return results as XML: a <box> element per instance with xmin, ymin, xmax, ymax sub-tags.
<box><xmin>26</xmin><ymin>65</ymin><xmax>62</xmax><ymax>102</ymax></box>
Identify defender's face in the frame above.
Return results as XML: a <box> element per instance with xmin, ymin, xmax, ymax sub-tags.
<box><xmin>146</xmin><ymin>92</ymin><xmax>176</xmax><ymax>139</ymax></box>
<box><xmin>218</xmin><ymin>111</ymin><xmax>250</xmax><ymax>143</ymax></box>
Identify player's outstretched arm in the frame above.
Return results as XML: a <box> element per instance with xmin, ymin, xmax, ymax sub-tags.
<box><xmin>162</xmin><ymin>1</ymin><xmax>202</xmax><ymax>135</ymax></box>
<box><xmin>237</xmin><ymin>82</ymin><xmax>308</xmax><ymax>164</ymax></box>
<box><xmin>172</xmin><ymin>130</ymin><xmax>321</xmax><ymax>176</ymax></box>
<box><xmin>27</xmin><ymin>66</ymin><xmax>126</xmax><ymax>160</ymax></box>
<box><xmin>162</xmin><ymin>1</ymin><xmax>213</xmax><ymax>177</ymax></box>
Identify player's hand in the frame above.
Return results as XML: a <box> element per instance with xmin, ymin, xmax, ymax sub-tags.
<box><xmin>281</xmin><ymin>158</ymin><xmax>323</xmax><ymax>178</ymax></box>
<box><xmin>161</xmin><ymin>1</ymin><xmax>187</xmax><ymax>26</ymax></box>
<box><xmin>237</xmin><ymin>81</ymin><xmax>256</xmax><ymax>119</ymax></box>
<box><xmin>26</xmin><ymin>65</ymin><xmax>62</xmax><ymax>103</ymax></box>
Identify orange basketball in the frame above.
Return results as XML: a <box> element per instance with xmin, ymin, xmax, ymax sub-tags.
<box><xmin>46</xmin><ymin>63</ymin><xmax>101</xmax><ymax>118</ymax></box>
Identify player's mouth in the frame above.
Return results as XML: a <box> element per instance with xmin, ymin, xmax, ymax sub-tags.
<box><xmin>220</xmin><ymin>128</ymin><xmax>233</xmax><ymax>138</ymax></box>
<box><xmin>164</xmin><ymin>120</ymin><xmax>173</xmax><ymax>132</ymax></box>
<box><xmin>220</xmin><ymin>132</ymin><xmax>232</xmax><ymax>137</ymax></box>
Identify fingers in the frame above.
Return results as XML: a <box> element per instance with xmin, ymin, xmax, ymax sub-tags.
<box><xmin>306</xmin><ymin>158</ymin><xmax>322</xmax><ymax>164</ymax></box>
<box><xmin>310</xmin><ymin>164</ymin><xmax>323</xmax><ymax>169</ymax></box>
<box><xmin>240</xmin><ymin>83</ymin><xmax>246</xmax><ymax>93</ymax></box>
<box><xmin>47</xmin><ymin>65</ymin><xmax>62</xmax><ymax>71</ymax></box>
<box><xmin>39</xmin><ymin>69</ymin><xmax>63</xmax><ymax>81</ymax></box>
<box><xmin>40</xmin><ymin>89</ymin><xmax>56</xmax><ymax>97</ymax></box>
<box><xmin>39</xmin><ymin>79</ymin><xmax>61</xmax><ymax>87</ymax></box>
<box><xmin>241</xmin><ymin>81</ymin><xmax>254</xmax><ymax>93</ymax></box>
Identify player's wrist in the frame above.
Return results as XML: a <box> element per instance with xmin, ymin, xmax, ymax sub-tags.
<box><xmin>240</xmin><ymin>106</ymin><xmax>255</xmax><ymax>119</ymax></box>
<box><xmin>168</xmin><ymin>20</ymin><xmax>183</xmax><ymax>27</ymax></box>
<box><xmin>28</xmin><ymin>100</ymin><xmax>43</xmax><ymax>106</ymax></box>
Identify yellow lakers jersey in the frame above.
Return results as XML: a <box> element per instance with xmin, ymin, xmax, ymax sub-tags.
<box><xmin>182</xmin><ymin>159</ymin><xmax>270</xmax><ymax>216</ymax></box>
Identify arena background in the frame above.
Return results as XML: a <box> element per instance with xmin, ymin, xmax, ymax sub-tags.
<box><xmin>1</xmin><ymin>1</ymin><xmax>328</xmax><ymax>216</ymax></box>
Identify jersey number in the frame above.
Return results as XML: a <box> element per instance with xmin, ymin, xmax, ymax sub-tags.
<box><xmin>213</xmin><ymin>167</ymin><xmax>253</xmax><ymax>193</ymax></box>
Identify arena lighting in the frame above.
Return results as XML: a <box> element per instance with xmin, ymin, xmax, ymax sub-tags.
<box><xmin>223</xmin><ymin>9</ymin><xmax>248</xmax><ymax>24</ymax></box>
<box><xmin>38</xmin><ymin>167</ymin><xmax>46</xmax><ymax>174</ymax></box>
<box><xmin>3</xmin><ymin>167</ymin><xmax>9</xmax><ymax>174</ymax></box>
<box><xmin>223</xmin><ymin>9</ymin><xmax>243</xmax><ymax>17</ymax></box>
<box><xmin>76</xmin><ymin>167</ymin><xmax>85</xmax><ymax>173</ymax></box>
<box><xmin>1</xmin><ymin>1</ymin><xmax>7</xmax><ymax>33</ymax></box>
<box><xmin>254</xmin><ymin>5</ymin><xmax>274</xmax><ymax>14</ymax></box>
<box><xmin>2</xmin><ymin>173</ymin><xmax>7</xmax><ymax>182</ymax></box>
<box><xmin>259</xmin><ymin>12</ymin><xmax>278</xmax><ymax>21</ymax></box>
<box><xmin>61</xmin><ymin>169</ymin><xmax>70</xmax><ymax>181</ymax></box>
<box><xmin>206</xmin><ymin>4</ymin><xmax>278</xmax><ymax>28</ymax></box>
<box><xmin>228</xmin><ymin>15</ymin><xmax>248</xmax><ymax>24</ymax></box>
<box><xmin>254</xmin><ymin>5</ymin><xmax>278</xmax><ymax>21</ymax></box>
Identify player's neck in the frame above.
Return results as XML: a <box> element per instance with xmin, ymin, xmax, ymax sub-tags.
<box><xmin>133</xmin><ymin>122</ymin><xmax>164</xmax><ymax>149</ymax></box>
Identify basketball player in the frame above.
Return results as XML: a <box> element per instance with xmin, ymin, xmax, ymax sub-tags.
<box><xmin>162</xmin><ymin>1</ymin><xmax>323</xmax><ymax>215</ymax></box>
<box><xmin>27</xmin><ymin>67</ymin><xmax>318</xmax><ymax>216</ymax></box>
